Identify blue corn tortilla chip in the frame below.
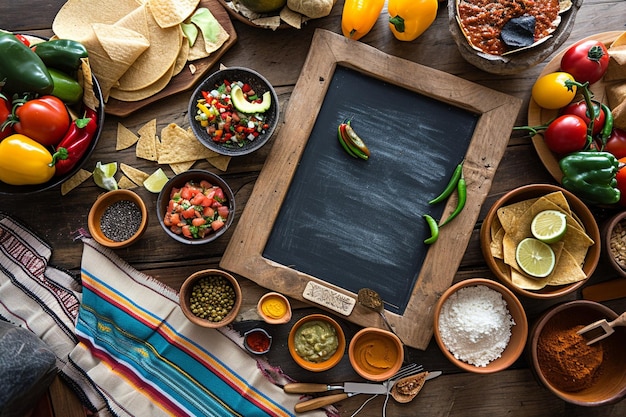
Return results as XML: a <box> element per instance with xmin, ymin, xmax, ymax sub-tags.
<box><xmin>501</xmin><ymin>15</ymin><xmax>536</xmax><ymax>49</ymax></box>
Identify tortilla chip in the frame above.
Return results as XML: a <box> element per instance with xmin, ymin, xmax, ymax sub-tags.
<box><xmin>78</xmin><ymin>59</ymin><xmax>99</xmax><ymax>111</ymax></box>
<box><xmin>136</xmin><ymin>119</ymin><xmax>159</xmax><ymax>161</ymax></box>
<box><xmin>148</xmin><ymin>0</ymin><xmax>200</xmax><ymax>28</ymax></box>
<box><xmin>158</xmin><ymin>123</ymin><xmax>219</xmax><ymax>164</ymax></box>
<box><xmin>207</xmin><ymin>154</ymin><xmax>231</xmax><ymax>172</ymax></box>
<box><xmin>280</xmin><ymin>6</ymin><xmax>303</xmax><ymax>29</ymax></box>
<box><xmin>120</xmin><ymin>163</ymin><xmax>150</xmax><ymax>186</ymax></box>
<box><xmin>490</xmin><ymin>226</ymin><xmax>505</xmax><ymax>259</ymax></box>
<box><xmin>52</xmin><ymin>0</ymin><xmax>140</xmax><ymax>40</ymax></box>
<box><xmin>61</xmin><ymin>169</ymin><xmax>92</xmax><ymax>195</ymax></box>
<box><xmin>252</xmin><ymin>16</ymin><xmax>282</xmax><ymax>30</ymax></box>
<box><xmin>118</xmin><ymin>175</ymin><xmax>139</xmax><ymax>189</ymax></box>
<box><xmin>116</xmin><ymin>123</ymin><xmax>139</xmax><ymax>150</ymax></box>
<box><xmin>110</xmin><ymin>62</ymin><xmax>176</xmax><ymax>101</ymax></box>
<box><xmin>170</xmin><ymin>160</ymin><xmax>196</xmax><ymax>175</ymax></box>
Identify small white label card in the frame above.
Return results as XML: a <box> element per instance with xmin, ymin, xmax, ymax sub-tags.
<box><xmin>302</xmin><ymin>281</ymin><xmax>356</xmax><ymax>316</ymax></box>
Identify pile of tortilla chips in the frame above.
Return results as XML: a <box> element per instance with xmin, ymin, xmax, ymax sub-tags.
<box><xmin>52</xmin><ymin>0</ymin><xmax>229</xmax><ymax>102</ymax></box>
<box><xmin>488</xmin><ymin>191</ymin><xmax>594</xmax><ymax>291</ymax></box>
<box><xmin>605</xmin><ymin>32</ymin><xmax>626</xmax><ymax>130</ymax></box>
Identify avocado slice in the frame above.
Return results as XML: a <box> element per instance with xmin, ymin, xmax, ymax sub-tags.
<box><xmin>231</xmin><ymin>84</ymin><xmax>271</xmax><ymax>114</ymax></box>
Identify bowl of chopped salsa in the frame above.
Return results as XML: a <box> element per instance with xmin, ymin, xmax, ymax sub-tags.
<box><xmin>188</xmin><ymin>67</ymin><xmax>279</xmax><ymax>156</ymax></box>
<box><xmin>156</xmin><ymin>169</ymin><xmax>235</xmax><ymax>245</ymax></box>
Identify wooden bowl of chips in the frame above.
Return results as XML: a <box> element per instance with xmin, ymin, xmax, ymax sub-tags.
<box><xmin>188</xmin><ymin>67</ymin><xmax>279</xmax><ymax>156</ymax></box>
<box><xmin>480</xmin><ymin>184</ymin><xmax>600</xmax><ymax>299</ymax></box>
<box><xmin>448</xmin><ymin>0</ymin><xmax>582</xmax><ymax>75</ymax></box>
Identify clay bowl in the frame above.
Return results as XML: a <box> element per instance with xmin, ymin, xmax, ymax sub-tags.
<box><xmin>257</xmin><ymin>292</ymin><xmax>292</xmax><ymax>324</ymax></box>
<box><xmin>529</xmin><ymin>300</ymin><xmax>626</xmax><ymax>406</ymax></box>
<box><xmin>480</xmin><ymin>184</ymin><xmax>600</xmax><ymax>299</ymax></box>
<box><xmin>179</xmin><ymin>269</ymin><xmax>242</xmax><ymax>328</ymax></box>
<box><xmin>601</xmin><ymin>211</ymin><xmax>626</xmax><ymax>279</ymax></box>
<box><xmin>448</xmin><ymin>0</ymin><xmax>582</xmax><ymax>75</ymax></box>
<box><xmin>348</xmin><ymin>327</ymin><xmax>404</xmax><ymax>381</ymax></box>
<box><xmin>156</xmin><ymin>169</ymin><xmax>235</xmax><ymax>245</ymax></box>
<box><xmin>87</xmin><ymin>189</ymin><xmax>147</xmax><ymax>249</ymax></box>
<box><xmin>288</xmin><ymin>314</ymin><xmax>346</xmax><ymax>372</ymax></box>
<box><xmin>433</xmin><ymin>278</ymin><xmax>528</xmax><ymax>374</ymax></box>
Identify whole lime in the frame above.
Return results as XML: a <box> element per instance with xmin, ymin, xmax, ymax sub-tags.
<box><xmin>238</xmin><ymin>0</ymin><xmax>287</xmax><ymax>13</ymax></box>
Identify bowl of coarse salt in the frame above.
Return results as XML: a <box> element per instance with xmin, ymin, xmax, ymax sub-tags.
<box><xmin>433</xmin><ymin>278</ymin><xmax>528</xmax><ymax>374</ymax></box>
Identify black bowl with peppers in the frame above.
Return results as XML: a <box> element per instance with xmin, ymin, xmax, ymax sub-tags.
<box><xmin>188</xmin><ymin>67</ymin><xmax>279</xmax><ymax>157</ymax></box>
<box><xmin>0</xmin><ymin>33</ymin><xmax>104</xmax><ymax>195</ymax></box>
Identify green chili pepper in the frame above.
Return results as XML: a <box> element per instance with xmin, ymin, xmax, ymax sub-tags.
<box><xmin>32</xmin><ymin>39</ymin><xmax>88</xmax><ymax>73</ymax></box>
<box><xmin>337</xmin><ymin>123</ymin><xmax>358</xmax><ymax>158</ymax></box>
<box><xmin>0</xmin><ymin>32</ymin><xmax>53</xmax><ymax>95</ymax></box>
<box><xmin>48</xmin><ymin>68</ymin><xmax>83</xmax><ymax>104</ymax></box>
<box><xmin>429</xmin><ymin>159</ymin><xmax>464</xmax><ymax>204</ymax></box>
<box><xmin>599</xmin><ymin>103</ymin><xmax>614</xmax><ymax>150</ymax></box>
<box><xmin>559</xmin><ymin>151</ymin><xmax>620</xmax><ymax>205</ymax></box>
<box><xmin>440</xmin><ymin>172</ymin><xmax>467</xmax><ymax>226</ymax></box>
<box><xmin>423</xmin><ymin>214</ymin><xmax>439</xmax><ymax>244</ymax></box>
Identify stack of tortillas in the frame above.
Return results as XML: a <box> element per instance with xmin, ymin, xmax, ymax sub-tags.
<box><xmin>605</xmin><ymin>32</ymin><xmax>626</xmax><ymax>130</ymax></box>
<box><xmin>53</xmin><ymin>0</ymin><xmax>229</xmax><ymax>102</ymax></box>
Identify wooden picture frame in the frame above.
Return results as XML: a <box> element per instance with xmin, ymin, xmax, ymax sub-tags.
<box><xmin>221</xmin><ymin>29</ymin><xmax>522</xmax><ymax>349</ymax></box>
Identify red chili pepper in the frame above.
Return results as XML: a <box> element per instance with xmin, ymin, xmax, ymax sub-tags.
<box><xmin>14</xmin><ymin>34</ymin><xmax>30</xmax><ymax>47</ymax></box>
<box><xmin>51</xmin><ymin>108</ymin><xmax>98</xmax><ymax>176</ymax></box>
<box><xmin>242</xmin><ymin>83</ymin><xmax>252</xmax><ymax>93</ymax></box>
<box><xmin>201</xmin><ymin>90</ymin><xmax>211</xmax><ymax>101</ymax></box>
<box><xmin>0</xmin><ymin>94</ymin><xmax>14</xmax><ymax>140</ymax></box>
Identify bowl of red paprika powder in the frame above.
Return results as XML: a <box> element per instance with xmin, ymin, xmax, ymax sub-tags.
<box><xmin>243</xmin><ymin>328</ymin><xmax>272</xmax><ymax>355</ymax></box>
<box><xmin>529</xmin><ymin>300</ymin><xmax>626</xmax><ymax>406</ymax></box>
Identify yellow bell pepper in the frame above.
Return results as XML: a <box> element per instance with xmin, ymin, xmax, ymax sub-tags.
<box><xmin>0</xmin><ymin>134</ymin><xmax>56</xmax><ymax>185</ymax></box>
<box><xmin>341</xmin><ymin>0</ymin><xmax>385</xmax><ymax>41</ymax></box>
<box><xmin>388</xmin><ymin>0</ymin><xmax>438</xmax><ymax>42</ymax></box>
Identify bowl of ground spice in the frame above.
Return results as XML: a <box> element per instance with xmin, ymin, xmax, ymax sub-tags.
<box><xmin>257</xmin><ymin>292</ymin><xmax>292</xmax><ymax>324</ymax></box>
<box><xmin>348</xmin><ymin>327</ymin><xmax>404</xmax><ymax>381</ymax></box>
<box><xmin>433</xmin><ymin>278</ymin><xmax>528</xmax><ymax>374</ymax></box>
<box><xmin>601</xmin><ymin>211</ymin><xmax>626</xmax><ymax>279</ymax></box>
<box><xmin>179</xmin><ymin>269</ymin><xmax>242</xmax><ymax>328</ymax></box>
<box><xmin>529</xmin><ymin>300</ymin><xmax>626</xmax><ymax>406</ymax></box>
<box><xmin>88</xmin><ymin>189</ymin><xmax>148</xmax><ymax>249</ymax></box>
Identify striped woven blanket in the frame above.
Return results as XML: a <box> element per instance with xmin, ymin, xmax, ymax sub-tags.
<box><xmin>0</xmin><ymin>213</ymin><xmax>325</xmax><ymax>417</ymax></box>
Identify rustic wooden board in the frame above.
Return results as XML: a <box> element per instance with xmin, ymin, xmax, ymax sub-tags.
<box><xmin>220</xmin><ymin>29</ymin><xmax>522</xmax><ymax>350</ymax></box>
<box><xmin>529</xmin><ymin>31</ymin><xmax>624</xmax><ymax>183</ymax></box>
<box><xmin>104</xmin><ymin>0</ymin><xmax>237</xmax><ymax>118</ymax></box>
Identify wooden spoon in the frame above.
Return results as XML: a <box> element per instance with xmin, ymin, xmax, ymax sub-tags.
<box><xmin>390</xmin><ymin>371</ymin><xmax>428</xmax><ymax>403</ymax></box>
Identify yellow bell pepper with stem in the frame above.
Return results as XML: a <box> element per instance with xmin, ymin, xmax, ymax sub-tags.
<box><xmin>0</xmin><ymin>134</ymin><xmax>57</xmax><ymax>185</ymax></box>
<box><xmin>388</xmin><ymin>0</ymin><xmax>438</xmax><ymax>42</ymax></box>
<box><xmin>341</xmin><ymin>0</ymin><xmax>385</xmax><ymax>41</ymax></box>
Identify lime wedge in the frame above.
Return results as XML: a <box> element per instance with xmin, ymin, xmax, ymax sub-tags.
<box><xmin>143</xmin><ymin>168</ymin><xmax>168</xmax><ymax>193</ymax></box>
<box><xmin>93</xmin><ymin>161</ymin><xmax>118</xmax><ymax>191</ymax></box>
<box><xmin>515</xmin><ymin>237</ymin><xmax>556</xmax><ymax>278</ymax></box>
<box><xmin>531</xmin><ymin>210</ymin><xmax>567</xmax><ymax>244</ymax></box>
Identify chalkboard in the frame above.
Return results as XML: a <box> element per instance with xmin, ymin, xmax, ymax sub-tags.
<box><xmin>263</xmin><ymin>66</ymin><xmax>478</xmax><ymax>314</ymax></box>
<box><xmin>221</xmin><ymin>29</ymin><xmax>522</xmax><ymax>349</ymax></box>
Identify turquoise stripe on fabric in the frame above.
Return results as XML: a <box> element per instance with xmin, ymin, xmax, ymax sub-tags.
<box><xmin>77</xmin><ymin>269</ymin><xmax>290</xmax><ymax>417</ymax></box>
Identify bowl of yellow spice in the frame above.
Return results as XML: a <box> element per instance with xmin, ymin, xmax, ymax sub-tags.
<box><xmin>288</xmin><ymin>314</ymin><xmax>346</xmax><ymax>372</ymax></box>
<box><xmin>257</xmin><ymin>292</ymin><xmax>292</xmax><ymax>324</ymax></box>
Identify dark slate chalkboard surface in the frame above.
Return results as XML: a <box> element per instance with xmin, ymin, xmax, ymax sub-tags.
<box><xmin>263</xmin><ymin>66</ymin><xmax>478</xmax><ymax>314</ymax></box>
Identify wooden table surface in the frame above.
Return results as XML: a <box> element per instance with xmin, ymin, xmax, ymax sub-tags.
<box><xmin>2</xmin><ymin>1</ymin><xmax>626</xmax><ymax>416</ymax></box>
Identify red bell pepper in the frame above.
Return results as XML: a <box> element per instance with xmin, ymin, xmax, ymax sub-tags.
<box><xmin>0</xmin><ymin>94</ymin><xmax>13</xmax><ymax>140</ymax></box>
<box><xmin>52</xmin><ymin>108</ymin><xmax>98</xmax><ymax>176</ymax></box>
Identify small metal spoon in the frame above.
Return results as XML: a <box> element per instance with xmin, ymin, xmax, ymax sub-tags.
<box><xmin>357</xmin><ymin>288</ymin><xmax>397</xmax><ymax>335</ymax></box>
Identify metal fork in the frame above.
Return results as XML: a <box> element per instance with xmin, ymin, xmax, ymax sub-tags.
<box><xmin>383</xmin><ymin>363</ymin><xmax>424</xmax><ymax>392</ymax></box>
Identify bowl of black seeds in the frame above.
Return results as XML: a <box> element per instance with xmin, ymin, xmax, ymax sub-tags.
<box><xmin>88</xmin><ymin>189</ymin><xmax>148</xmax><ymax>249</ymax></box>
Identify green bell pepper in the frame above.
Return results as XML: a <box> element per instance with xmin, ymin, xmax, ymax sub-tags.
<box><xmin>33</xmin><ymin>39</ymin><xmax>88</xmax><ymax>73</ymax></box>
<box><xmin>559</xmin><ymin>151</ymin><xmax>621</xmax><ymax>205</ymax></box>
<box><xmin>48</xmin><ymin>68</ymin><xmax>83</xmax><ymax>104</ymax></box>
<box><xmin>0</xmin><ymin>32</ymin><xmax>53</xmax><ymax>96</ymax></box>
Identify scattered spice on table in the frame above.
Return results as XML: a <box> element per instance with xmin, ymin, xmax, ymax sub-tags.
<box><xmin>537</xmin><ymin>324</ymin><xmax>603</xmax><ymax>392</ymax></box>
<box><xmin>100</xmin><ymin>200</ymin><xmax>142</xmax><ymax>242</ymax></box>
<box><xmin>245</xmin><ymin>329</ymin><xmax>271</xmax><ymax>353</ymax></box>
<box><xmin>610</xmin><ymin>219</ymin><xmax>626</xmax><ymax>269</ymax></box>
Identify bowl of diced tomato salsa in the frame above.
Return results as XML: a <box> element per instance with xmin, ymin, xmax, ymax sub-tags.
<box><xmin>188</xmin><ymin>67</ymin><xmax>279</xmax><ymax>156</ymax></box>
<box><xmin>156</xmin><ymin>169</ymin><xmax>235</xmax><ymax>245</ymax></box>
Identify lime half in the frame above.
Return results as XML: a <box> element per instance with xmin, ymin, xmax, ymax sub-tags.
<box><xmin>143</xmin><ymin>168</ymin><xmax>168</xmax><ymax>193</ymax></box>
<box><xmin>93</xmin><ymin>162</ymin><xmax>118</xmax><ymax>191</ymax></box>
<box><xmin>531</xmin><ymin>210</ymin><xmax>567</xmax><ymax>244</ymax></box>
<box><xmin>515</xmin><ymin>237</ymin><xmax>556</xmax><ymax>278</ymax></box>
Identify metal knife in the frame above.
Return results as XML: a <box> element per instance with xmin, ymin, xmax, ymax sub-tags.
<box><xmin>287</xmin><ymin>371</ymin><xmax>442</xmax><ymax>413</ymax></box>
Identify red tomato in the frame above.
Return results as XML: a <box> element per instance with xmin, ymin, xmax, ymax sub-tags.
<box><xmin>560</xmin><ymin>39</ymin><xmax>609</xmax><ymax>84</ymax></box>
<box><xmin>14</xmin><ymin>95</ymin><xmax>70</xmax><ymax>146</ymax></box>
<box><xmin>561</xmin><ymin>100</ymin><xmax>605</xmax><ymax>136</ymax></box>
<box><xmin>615</xmin><ymin>157</ymin><xmax>626</xmax><ymax>207</ymax></box>
<box><xmin>544</xmin><ymin>114</ymin><xmax>588</xmax><ymax>154</ymax></box>
<box><xmin>604</xmin><ymin>128</ymin><xmax>626</xmax><ymax>159</ymax></box>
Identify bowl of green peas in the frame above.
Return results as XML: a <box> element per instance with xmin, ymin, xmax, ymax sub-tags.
<box><xmin>179</xmin><ymin>269</ymin><xmax>242</xmax><ymax>328</ymax></box>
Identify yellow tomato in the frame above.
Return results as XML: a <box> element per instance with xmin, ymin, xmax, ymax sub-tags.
<box><xmin>531</xmin><ymin>72</ymin><xmax>577</xmax><ymax>110</ymax></box>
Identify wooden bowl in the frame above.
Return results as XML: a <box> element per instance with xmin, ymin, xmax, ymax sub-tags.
<box><xmin>601</xmin><ymin>211</ymin><xmax>626</xmax><ymax>279</ymax></box>
<box><xmin>179</xmin><ymin>269</ymin><xmax>242</xmax><ymax>328</ymax></box>
<box><xmin>348</xmin><ymin>328</ymin><xmax>404</xmax><ymax>381</ymax></box>
<box><xmin>433</xmin><ymin>278</ymin><xmax>528</xmax><ymax>374</ymax></box>
<box><xmin>288</xmin><ymin>314</ymin><xmax>346</xmax><ymax>372</ymax></box>
<box><xmin>448</xmin><ymin>0</ymin><xmax>582</xmax><ymax>75</ymax></box>
<box><xmin>480</xmin><ymin>184</ymin><xmax>600</xmax><ymax>299</ymax></box>
<box><xmin>87</xmin><ymin>189</ymin><xmax>147</xmax><ymax>249</ymax></box>
<box><xmin>529</xmin><ymin>300</ymin><xmax>626</xmax><ymax>406</ymax></box>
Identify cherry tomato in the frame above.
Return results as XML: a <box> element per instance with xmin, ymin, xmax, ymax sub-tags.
<box><xmin>531</xmin><ymin>72</ymin><xmax>577</xmax><ymax>110</ymax></box>
<box><xmin>543</xmin><ymin>114</ymin><xmax>588</xmax><ymax>154</ymax></box>
<box><xmin>13</xmin><ymin>95</ymin><xmax>70</xmax><ymax>146</ymax></box>
<box><xmin>604</xmin><ymin>128</ymin><xmax>626</xmax><ymax>159</ymax></box>
<box><xmin>561</xmin><ymin>100</ymin><xmax>605</xmax><ymax>136</ymax></box>
<box><xmin>615</xmin><ymin>157</ymin><xmax>626</xmax><ymax>207</ymax></box>
<box><xmin>560</xmin><ymin>39</ymin><xmax>609</xmax><ymax>85</ymax></box>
